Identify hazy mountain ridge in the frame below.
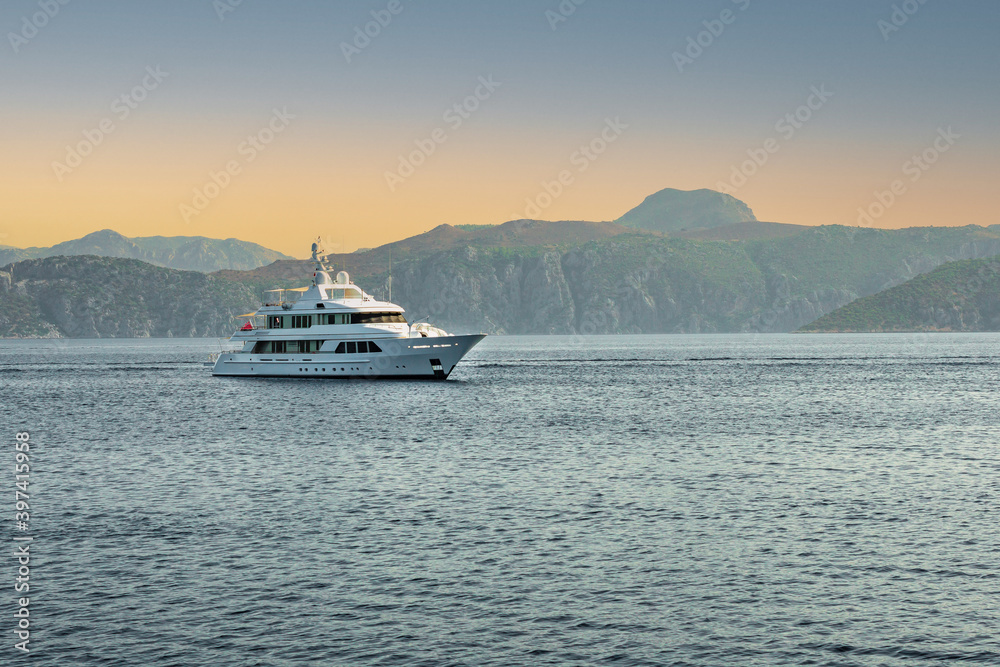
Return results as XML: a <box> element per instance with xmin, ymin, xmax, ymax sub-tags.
<box><xmin>799</xmin><ymin>256</ymin><xmax>1000</xmax><ymax>332</ymax></box>
<box><xmin>214</xmin><ymin>218</ymin><xmax>659</xmax><ymax>284</ymax></box>
<box><xmin>0</xmin><ymin>256</ymin><xmax>257</xmax><ymax>338</ymax></box>
<box><xmin>5</xmin><ymin>189</ymin><xmax>1000</xmax><ymax>338</ymax></box>
<box><xmin>6</xmin><ymin>223</ymin><xmax>1000</xmax><ymax>338</ymax></box>
<box><xmin>0</xmin><ymin>229</ymin><xmax>294</xmax><ymax>272</ymax></box>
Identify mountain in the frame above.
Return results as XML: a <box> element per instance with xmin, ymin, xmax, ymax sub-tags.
<box><xmin>798</xmin><ymin>256</ymin><xmax>1000</xmax><ymax>332</ymax></box>
<box><xmin>211</xmin><ymin>223</ymin><xmax>1000</xmax><ymax>335</ymax></box>
<box><xmin>1</xmin><ymin>189</ymin><xmax>766</xmax><ymax>277</ymax></box>
<box><xmin>0</xmin><ymin>230</ymin><xmax>294</xmax><ymax>272</ymax></box>
<box><xmin>615</xmin><ymin>188</ymin><xmax>757</xmax><ymax>233</ymax></box>
<box><xmin>5</xmin><ymin>201</ymin><xmax>1000</xmax><ymax>338</ymax></box>
<box><xmin>0</xmin><ymin>256</ymin><xmax>257</xmax><ymax>338</ymax></box>
<box><xmin>374</xmin><ymin>226</ymin><xmax>1000</xmax><ymax>334</ymax></box>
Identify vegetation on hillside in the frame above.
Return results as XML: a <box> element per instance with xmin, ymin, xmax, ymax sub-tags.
<box><xmin>800</xmin><ymin>256</ymin><xmax>1000</xmax><ymax>332</ymax></box>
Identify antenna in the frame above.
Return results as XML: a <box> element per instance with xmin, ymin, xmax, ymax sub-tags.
<box><xmin>311</xmin><ymin>236</ymin><xmax>327</xmax><ymax>272</ymax></box>
<box><xmin>341</xmin><ymin>232</ymin><xmax>347</xmax><ymax>277</ymax></box>
<box><xmin>388</xmin><ymin>245</ymin><xmax>392</xmax><ymax>302</ymax></box>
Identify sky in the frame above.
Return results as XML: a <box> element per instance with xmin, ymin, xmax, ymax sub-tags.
<box><xmin>2</xmin><ymin>0</ymin><xmax>998</xmax><ymax>257</ymax></box>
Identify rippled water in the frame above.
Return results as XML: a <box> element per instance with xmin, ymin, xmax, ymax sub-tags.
<box><xmin>3</xmin><ymin>334</ymin><xmax>999</xmax><ymax>666</ymax></box>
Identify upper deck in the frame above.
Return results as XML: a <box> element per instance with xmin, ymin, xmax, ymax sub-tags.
<box><xmin>233</xmin><ymin>248</ymin><xmax>410</xmax><ymax>337</ymax></box>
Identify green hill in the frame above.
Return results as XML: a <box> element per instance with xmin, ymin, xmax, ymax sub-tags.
<box><xmin>799</xmin><ymin>256</ymin><xmax>1000</xmax><ymax>332</ymax></box>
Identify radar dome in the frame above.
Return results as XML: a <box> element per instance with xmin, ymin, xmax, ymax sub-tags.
<box><xmin>336</xmin><ymin>271</ymin><xmax>350</xmax><ymax>285</ymax></box>
<box><xmin>314</xmin><ymin>271</ymin><xmax>333</xmax><ymax>285</ymax></box>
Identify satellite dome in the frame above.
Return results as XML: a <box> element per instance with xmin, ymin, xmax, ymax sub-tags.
<box><xmin>336</xmin><ymin>271</ymin><xmax>350</xmax><ymax>285</ymax></box>
<box><xmin>314</xmin><ymin>270</ymin><xmax>333</xmax><ymax>285</ymax></box>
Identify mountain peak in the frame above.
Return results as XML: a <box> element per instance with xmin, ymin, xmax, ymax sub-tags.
<box><xmin>81</xmin><ymin>229</ymin><xmax>129</xmax><ymax>240</ymax></box>
<box><xmin>616</xmin><ymin>188</ymin><xmax>757</xmax><ymax>234</ymax></box>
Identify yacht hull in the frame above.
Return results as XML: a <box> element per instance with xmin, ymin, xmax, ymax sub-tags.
<box><xmin>211</xmin><ymin>334</ymin><xmax>485</xmax><ymax>380</ymax></box>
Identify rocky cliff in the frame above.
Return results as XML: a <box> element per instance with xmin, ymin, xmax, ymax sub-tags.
<box><xmin>0</xmin><ymin>256</ymin><xmax>257</xmax><ymax>338</ymax></box>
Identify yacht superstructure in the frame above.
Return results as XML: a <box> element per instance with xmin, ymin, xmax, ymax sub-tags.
<box><xmin>211</xmin><ymin>243</ymin><xmax>484</xmax><ymax>379</ymax></box>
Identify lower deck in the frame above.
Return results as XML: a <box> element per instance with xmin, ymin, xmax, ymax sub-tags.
<box><xmin>211</xmin><ymin>334</ymin><xmax>485</xmax><ymax>380</ymax></box>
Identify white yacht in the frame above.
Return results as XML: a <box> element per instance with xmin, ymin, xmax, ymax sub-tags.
<box><xmin>211</xmin><ymin>243</ymin><xmax>484</xmax><ymax>379</ymax></box>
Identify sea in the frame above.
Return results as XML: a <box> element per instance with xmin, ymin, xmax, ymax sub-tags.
<box><xmin>2</xmin><ymin>334</ymin><xmax>999</xmax><ymax>667</ymax></box>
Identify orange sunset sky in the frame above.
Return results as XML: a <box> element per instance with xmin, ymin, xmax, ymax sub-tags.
<box><xmin>2</xmin><ymin>1</ymin><xmax>997</xmax><ymax>257</ymax></box>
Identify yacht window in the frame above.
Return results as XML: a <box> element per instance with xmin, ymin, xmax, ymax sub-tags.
<box><xmin>369</xmin><ymin>342</ymin><xmax>382</xmax><ymax>353</ymax></box>
<box><xmin>322</xmin><ymin>313</ymin><xmax>349</xmax><ymax>325</ymax></box>
<box><xmin>346</xmin><ymin>341</ymin><xmax>357</xmax><ymax>354</ymax></box>
<box><xmin>357</xmin><ymin>341</ymin><xmax>368</xmax><ymax>354</ymax></box>
<box><xmin>334</xmin><ymin>342</ymin><xmax>346</xmax><ymax>354</ymax></box>
<box><xmin>351</xmin><ymin>312</ymin><xmax>407</xmax><ymax>324</ymax></box>
<box><xmin>328</xmin><ymin>288</ymin><xmax>362</xmax><ymax>300</ymax></box>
